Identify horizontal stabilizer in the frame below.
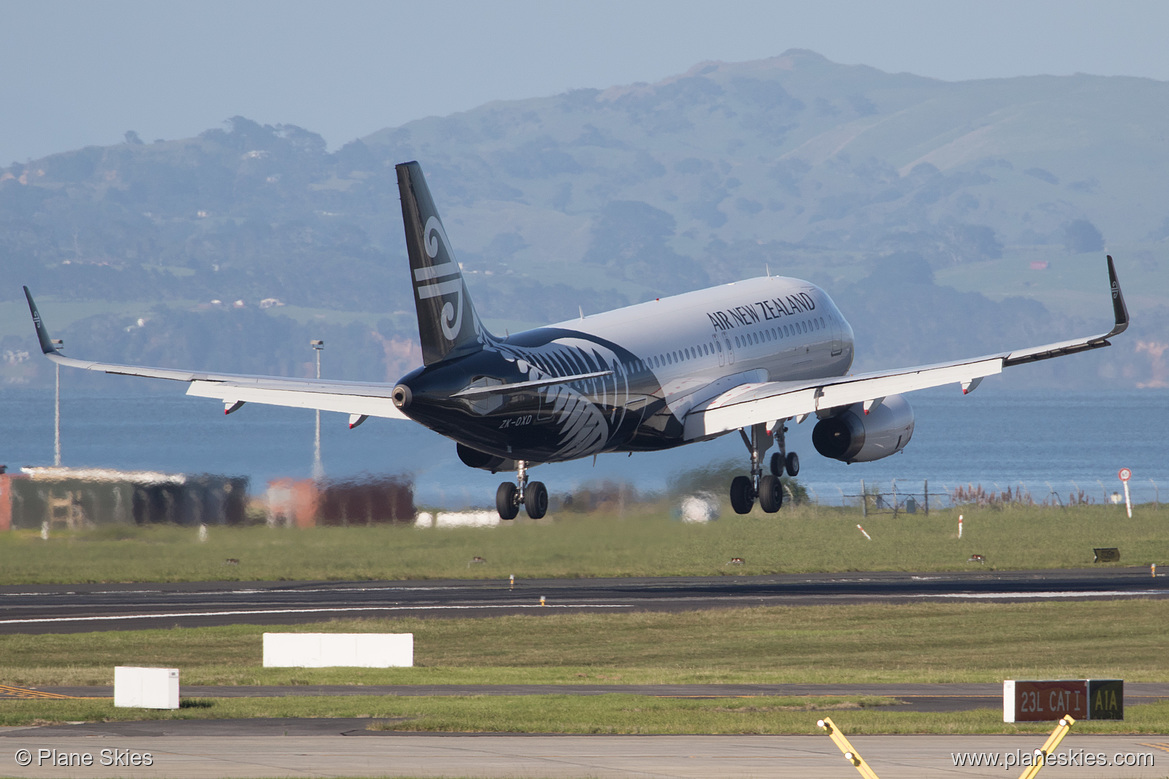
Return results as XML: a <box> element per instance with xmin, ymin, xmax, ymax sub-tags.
<box><xmin>453</xmin><ymin>370</ymin><xmax>614</xmax><ymax>398</ymax></box>
<box><xmin>187</xmin><ymin>381</ymin><xmax>407</xmax><ymax>420</ymax></box>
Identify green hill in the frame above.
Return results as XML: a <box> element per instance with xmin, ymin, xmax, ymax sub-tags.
<box><xmin>2</xmin><ymin>51</ymin><xmax>1166</xmax><ymax>389</ymax></box>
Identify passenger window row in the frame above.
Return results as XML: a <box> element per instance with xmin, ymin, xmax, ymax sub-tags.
<box><xmin>641</xmin><ymin>315</ymin><xmax>829</xmax><ymax>370</ymax></box>
<box><xmin>568</xmin><ymin>315</ymin><xmax>832</xmax><ymax>381</ymax></box>
<box><xmin>645</xmin><ymin>339</ymin><xmax>720</xmax><ymax>370</ymax></box>
<box><xmin>732</xmin><ymin>316</ymin><xmax>827</xmax><ymax>349</ymax></box>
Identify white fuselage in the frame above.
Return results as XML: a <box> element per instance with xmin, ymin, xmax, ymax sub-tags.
<box><xmin>396</xmin><ymin>275</ymin><xmax>857</xmax><ymax>464</ymax></box>
<box><xmin>554</xmin><ymin>274</ymin><xmax>855</xmax><ymax>405</ymax></box>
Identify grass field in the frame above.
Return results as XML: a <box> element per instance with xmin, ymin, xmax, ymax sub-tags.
<box><xmin>6</xmin><ymin>601</ymin><xmax>1169</xmax><ymax>687</ymax></box>
<box><xmin>3</xmin><ymin>694</ymin><xmax>1167</xmax><ymax>736</ymax></box>
<box><xmin>1</xmin><ymin>503</ymin><xmax>1163</xmax><ymax>584</ymax></box>
<box><xmin>2</xmin><ymin>601</ymin><xmax>1169</xmax><ymax>732</ymax></box>
<box><xmin>2</xmin><ymin>503</ymin><xmax>1166</xmax><ymax>735</ymax></box>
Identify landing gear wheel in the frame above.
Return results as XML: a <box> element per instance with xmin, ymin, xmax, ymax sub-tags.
<box><xmin>496</xmin><ymin>482</ymin><xmax>519</xmax><ymax>520</ymax></box>
<box><xmin>730</xmin><ymin>475</ymin><xmax>755</xmax><ymax>515</ymax></box>
<box><xmin>525</xmin><ymin>481</ymin><xmax>548</xmax><ymax>520</ymax></box>
<box><xmin>758</xmin><ymin>474</ymin><xmax>784</xmax><ymax>513</ymax></box>
<box><xmin>785</xmin><ymin>452</ymin><xmax>800</xmax><ymax>477</ymax></box>
<box><xmin>769</xmin><ymin>452</ymin><xmax>783</xmax><ymax>477</ymax></box>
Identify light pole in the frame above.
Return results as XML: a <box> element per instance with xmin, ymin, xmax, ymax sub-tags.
<box><xmin>52</xmin><ymin>338</ymin><xmax>63</xmax><ymax>467</ymax></box>
<box><xmin>311</xmin><ymin>340</ymin><xmax>324</xmax><ymax>481</ymax></box>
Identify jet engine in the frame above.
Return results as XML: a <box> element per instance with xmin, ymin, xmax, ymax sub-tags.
<box><xmin>456</xmin><ymin>442</ymin><xmax>518</xmax><ymax>473</ymax></box>
<box><xmin>811</xmin><ymin>394</ymin><xmax>915</xmax><ymax>463</ymax></box>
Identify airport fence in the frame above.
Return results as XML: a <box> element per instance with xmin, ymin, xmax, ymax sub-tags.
<box><xmin>832</xmin><ymin>479</ymin><xmax>1162</xmax><ymax>515</ymax></box>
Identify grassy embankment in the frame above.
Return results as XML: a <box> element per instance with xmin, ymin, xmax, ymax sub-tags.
<box><xmin>4</xmin><ymin>694</ymin><xmax>1168</xmax><ymax>736</ymax></box>
<box><xmin>2</xmin><ymin>600</ymin><xmax>1168</xmax><ymax>732</ymax></box>
<box><xmin>0</xmin><ymin>503</ymin><xmax>1163</xmax><ymax>584</ymax></box>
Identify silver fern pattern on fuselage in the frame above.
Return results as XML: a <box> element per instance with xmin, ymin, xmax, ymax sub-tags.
<box><xmin>484</xmin><ymin>330</ymin><xmax>643</xmax><ymax>462</ymax></box>
<box><xmin>392</xmin><ymin>323</ymin><xmax>668</xmax><ymax>467</ymax></box>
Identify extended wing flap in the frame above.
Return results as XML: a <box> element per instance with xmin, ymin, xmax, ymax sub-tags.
<box><xmin>684</xmin><ymin>357</ymin><xmax>1003</xmax><ymax>440</ymax></box>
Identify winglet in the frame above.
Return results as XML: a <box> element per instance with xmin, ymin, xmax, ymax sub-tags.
<box><xmin>23</xmin><ymin>286</ymin><xmax>61</xmax><ymax>356</ymax></box>
<box><xmin>1105</xmin><ymin>255</ymin><xmax>1129</xmax><ymax>338</ymax></box>
<box><xmin>1001</xmin><ymin>255</ymin><xmax>1131</xmax><ymax>368</ymax></box>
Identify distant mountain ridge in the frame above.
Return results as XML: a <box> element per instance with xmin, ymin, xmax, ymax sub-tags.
<box><xmin>369</xmin><ymin>51</ymin><xmax>1168</xmax><ymax>275</ymax></box>
<box><xmin>2</xmin><ymin>50</ymin><xmax>1166</xmax><ymax>389</ymax></box>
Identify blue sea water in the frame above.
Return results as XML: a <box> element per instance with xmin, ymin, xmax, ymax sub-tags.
<box><xmin>1</xmin><ymin>385</ymin><xmax>1166</xmax><ymax>508</ymax></box>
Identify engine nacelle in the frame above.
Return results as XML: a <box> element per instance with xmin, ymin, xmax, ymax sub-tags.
<box><xmin>812</xmin><ymin>394</ymin><xmax>915</xmax><ymax>463</ymax></box>
<box><xmin>456</xmin><ymin>442</ymin><xmax>518</xmax><ymax>473</ymax></box>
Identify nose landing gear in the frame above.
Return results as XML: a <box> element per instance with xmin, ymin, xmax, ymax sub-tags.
<box><xmin>495</xmin><ymin>460</ymin><xmax>548</xmax><ymax>520</ymax></box>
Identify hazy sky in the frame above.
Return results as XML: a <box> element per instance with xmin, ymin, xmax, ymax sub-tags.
<box><xmin>4</xmin><ymin>0</ymin><xmax>1168</xmax><ymax>164</ymax></box>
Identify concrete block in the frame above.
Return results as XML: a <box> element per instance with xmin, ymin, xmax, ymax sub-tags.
<box><xmin>263</xmin><ymin>633</ymin><xmax>413</xmax><ymax>668</ymax></box>
<box><xmin>114</xmin><ymin>666</ymin><xmax>180</xmax><ymax>709</ymax></box>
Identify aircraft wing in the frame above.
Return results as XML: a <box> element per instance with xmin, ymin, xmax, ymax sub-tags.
<box><xmin>683</xmin><ymin>256</ymin><xmax>1129</xmax><ymax>440</ymax></box>
<box><xmin>23</xmin><ymin>287</ymin><xmax>408</xmax><ymax>424</ymax></box>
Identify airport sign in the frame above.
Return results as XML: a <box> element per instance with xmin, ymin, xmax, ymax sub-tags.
<box><xmin>1004</xmin><ymin>679</ymin><xmax>1124</xmax><ymax>722</ymax></box>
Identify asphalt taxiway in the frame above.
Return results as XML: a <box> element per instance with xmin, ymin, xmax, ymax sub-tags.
<box><xmin>1</xmin><ymin>728</ymin><xmax>1166</xmax><ymax>778</ymax></box>
<box><xmin>8</xmin><ymin>682</ymin><xmax>1169</xmax><ymax>714</ymax></box>
<box><xmin>1</xmin><ymin>568</ymin><xmax>1165</xmax><ymax>634</ymax></box>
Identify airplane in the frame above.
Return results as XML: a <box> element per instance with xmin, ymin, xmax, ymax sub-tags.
<box><xmin>24</xmin><ymin>161</ymin><xmax>1129</xmax><ymax>520</ymax></box>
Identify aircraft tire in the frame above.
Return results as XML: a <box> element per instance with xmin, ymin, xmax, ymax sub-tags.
<box><xmin>785</xmin><ymin>452</ymin><xmax>800</xmax><ymax>477</ymax></box>
<box><xmin>525</xmin><ymin>481</ymin><xmax>549</xmax><ymax>520</ymax></box>
<box><xmin>758</xmin><ymin>474</ymin><xmax>783</xmax><ymax>513</ymax></box>
<box><xmin>496</xmin><ymin>482</ymin><xmax>519</xmax><ymax>520</ymax></box>
<box><xmin>769</xmin><ymin>452</ymin><xmax>783</xmax><ymax>477</ymax></box>
<box><xmin>730</xmin><ymin>475</ymin><xmax>754</xmax><ymax>515</ymax></box>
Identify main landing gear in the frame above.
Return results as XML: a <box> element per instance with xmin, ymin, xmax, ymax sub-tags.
<box><xmin>729</xmin><ymin>422</ymin><xmax>798</xmax><ymax>515</ymax></box>
<box><xmin>495</xmin><ymin>460</ymin><xmax>548</xmax><ymax>520</ymax></box>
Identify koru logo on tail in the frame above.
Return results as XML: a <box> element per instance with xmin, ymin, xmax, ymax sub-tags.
<box><xmin>413</xmin><ymin>216</ymin><xmax>465</xmax><ymax>341</ymax></box>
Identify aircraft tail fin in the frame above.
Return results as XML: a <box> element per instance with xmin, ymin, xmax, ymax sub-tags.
<box><xmin>396</xmin><ymin>161</ymin><xmax>489</xmax><ymax>365</ymax></box>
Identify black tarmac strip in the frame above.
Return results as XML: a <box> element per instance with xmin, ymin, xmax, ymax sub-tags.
<box><xmin>0</xmin><ymin>717</ymin><xmax>395</xmax><ymax>738</ymax></box>
<box><xmin>0</xmin><ymin>567</ymin><xmax>1166</xmax><ymax>635</ymax></box>
<box><xmin>8</xmin><ymin>683</ymin><xmax>1169</xmax><ymax>715</ymax></box>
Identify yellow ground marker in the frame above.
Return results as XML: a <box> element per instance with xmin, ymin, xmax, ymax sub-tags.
<box><xmin>817</xmin><ymin>717</ymin><xmax>879</xmax><ymax>779</ymax></box>
<box><xmin>818</xmin><ymin>714</ymin><xmax>1075</xmax><ymax>779</ymax></box>
<box><xmin>1018</xmin><ymin>715</ymin><xmax>1074</xmax><ymax>779</ymax></box>
<box><xmin>0</xmin><ymin>684</ymin><xmax>103</xmax><ymax>700</ymax></box>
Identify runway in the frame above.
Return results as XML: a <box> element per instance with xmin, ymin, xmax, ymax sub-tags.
<box><xmin>1</xmin><ymin>568</ymin><xmax>1166</xmax><ymax>634</ymax></box>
